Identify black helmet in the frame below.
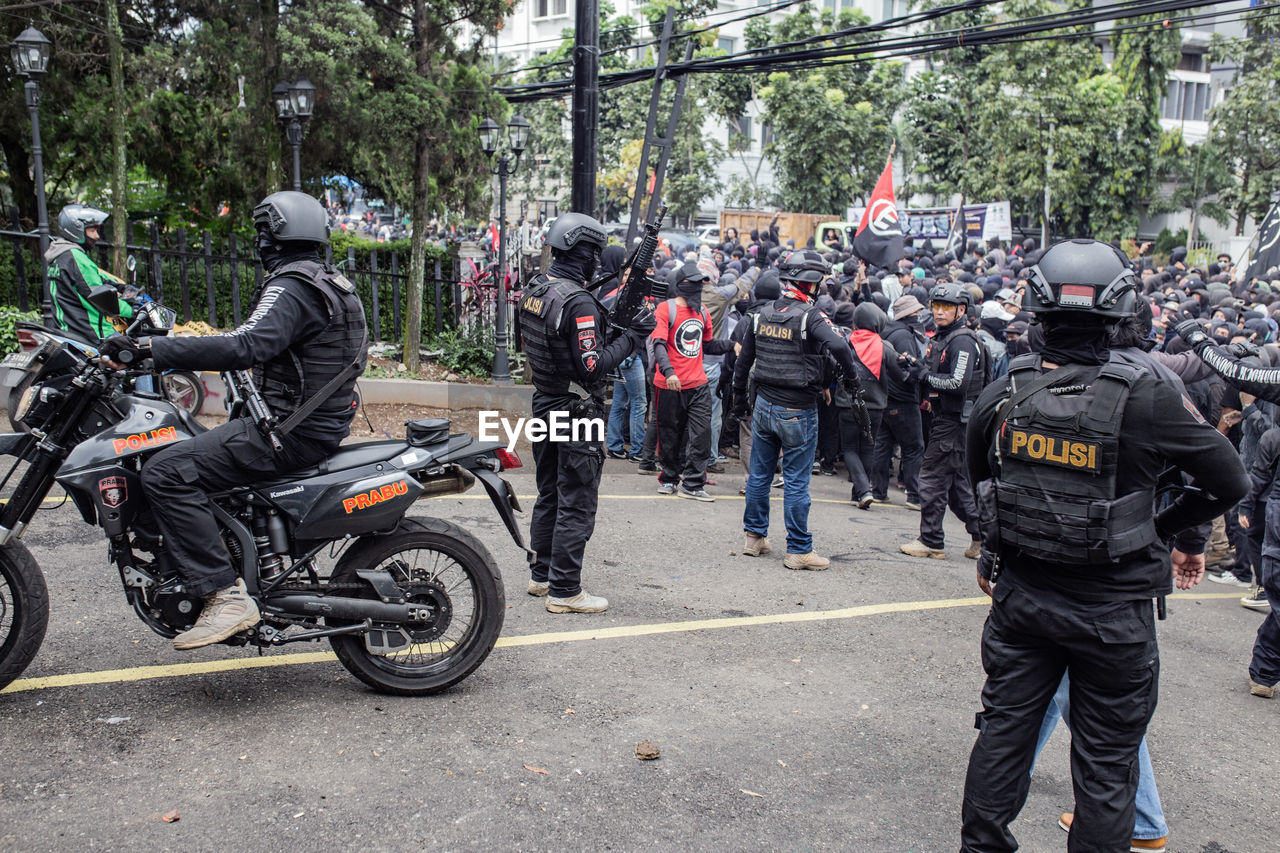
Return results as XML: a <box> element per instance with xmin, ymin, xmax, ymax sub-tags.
<box><xmin>928</xmin><ymin>281</ymin><xmax>970</xmax><ymax>308</ymax></box>
<box><xmin>252</xmin><ymin>192</ymin><xmax>329</xmax><ymax>245</ymax></box>
<box><xmin>1024</xmin><ymin>239</ymin><xmax>1137</xmax><ymax>319</ymax></box>
<box><xmin>778</xmin><ymin>248</ymin><xmax>830</xmax><ymax>288</ymax></box>
<box><xmin>58</xmin><ymin>203</ymin><xmax>109</xmax><ymax>245</ymax></box>
<box><xmin>545</xmin><ymin>212</ymin><xmax>607</xmax><ymax>253</ymax></box>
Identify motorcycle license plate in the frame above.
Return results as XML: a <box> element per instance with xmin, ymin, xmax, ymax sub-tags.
<box><xmin>0</xmin><ymin>349</ymin><xmax>37</xmax><ymax>370</ymax></box>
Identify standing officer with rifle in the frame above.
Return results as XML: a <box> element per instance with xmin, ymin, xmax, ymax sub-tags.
<box><xmin>518</xmin><ymin>212</ymin><xmax>658</xmax><ymax>614</ymax></box>
<box><xmin>959</xmin><ymin>239</ymin><xmax>1248</xmax><ymax>852</ymax></box>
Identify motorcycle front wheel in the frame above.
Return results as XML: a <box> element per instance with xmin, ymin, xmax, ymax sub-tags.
<box><xmin>161</xmin><ymin>370</ymin><xmax>205</xmax><ymax>417</ymax></box>
<box><xmin>328</xmin><ymin>517</ymin><xmax>505</xmax><ymax>696</ymax></box>
<box><xmin>0</xmin><ymin>541</ymin><xmax>49</xmax><ymax>691</ymax></box>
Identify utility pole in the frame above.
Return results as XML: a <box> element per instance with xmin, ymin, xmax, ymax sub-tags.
<box><xmin>571</xmin><ymin>0</ymin><xmax>599</xmax><ymax>215</ymax></box>
<box><xmin>106</xmin><ymin>0</ymin><xmax>129</xmax><ymax>279</ymax></box>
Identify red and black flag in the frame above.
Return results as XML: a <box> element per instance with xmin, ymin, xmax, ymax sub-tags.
<box><xmin>854</xmin><ymin>159</ymin><xmax>905</xmax><ymax>270</ymax></box>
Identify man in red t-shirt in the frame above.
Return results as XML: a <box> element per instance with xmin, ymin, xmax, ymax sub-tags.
<box><xmin>651</xmin><ymin>263</ymin><xmax>737</xmax><ymax>501</ymax></box>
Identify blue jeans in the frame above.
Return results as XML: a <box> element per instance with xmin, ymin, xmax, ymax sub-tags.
<box><xmin>606</xmin><ymin>355</ymin><xmax>646</xmax><ymax>455</ymax></box>
<box><xmin>703</xmin><ymin>359</ymin><xmax>722</xmax><ymax>467</ymax></box>
<box><xmin>1031</xmin><ymin>673</ymin><xmax>1168</xmax><ymax>840</ymax></box>
<box><xmin>743</xmin><ymin>397</ymin><xmax>817</xmax><ymax>554</ymax></box>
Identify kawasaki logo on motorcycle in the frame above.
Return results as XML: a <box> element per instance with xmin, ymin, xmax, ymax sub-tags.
<box><xmin>112</xmin><ymin>427</ymin><xmax>179</xmax><ymax>455</ymax></box>
<box><xmin>343</xmin><ymin>480</ymin><xmax>409</xmax><ymax>514</ymax></box>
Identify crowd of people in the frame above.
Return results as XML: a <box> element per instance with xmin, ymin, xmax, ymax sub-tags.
<box><xmin>598</xmin><ymin>225</ymin><xmax>1278</xmax><ymax>609</ymax></box>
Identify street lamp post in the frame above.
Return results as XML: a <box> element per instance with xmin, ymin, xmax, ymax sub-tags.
<box><xmin>274</xmin><ymin>78</ymin><xmax>315</xmax><ymax>191</ymax></box>
<box><xmin>9</xmin><ymin>25</ymin><xmax>52</xmax><ymax>321</ymax></box>
<box><xmin>478</xmin><ymin>114</ymin><xmax>530</xmax><ymax>385</ymax></box>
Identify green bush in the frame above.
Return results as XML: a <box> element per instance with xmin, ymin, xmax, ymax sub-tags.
<box><xmin>431</xmin><ymin>325</ymin><xmax>494</xmax><ymax>378</ymax></box>
<box><xmin>0</xmin><ymin>307</ymin><xmax>40</xmax><ymax>354</ymax></box>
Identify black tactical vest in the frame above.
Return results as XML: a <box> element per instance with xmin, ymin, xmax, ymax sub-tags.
<box><xmin>749</xmin><ymin>300</ymin><xmax>824</xmax><ymax>397</ymax></box>
<box><xmin>519</xmin><ymin>274</ymin><xmax>606</xmax><ymax>397</ymax></box>
<box><xmin>925</xmin><ymin>326</ymin><xmax>986</xmax><ymax>418</ymax></box>
<box><xmin>992</xmin><ymin>354</ymin><xmax>1157</xmax><ymax>564</ymax></box>
<box><xmin>253</xmin><ymin>259</ymin><xmax>367</xmax><ymax>423</ymax></box>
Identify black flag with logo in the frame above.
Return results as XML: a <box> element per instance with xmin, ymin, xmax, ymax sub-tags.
<box><xmin>854</xmin><ymin>161</ymin><xmax>905</xmax><ymax>270</ymax></box>
<box><xmin>1245</xmin><ymin>200</ymin><xmax>1280</xmax><ymax>282</ymax></box>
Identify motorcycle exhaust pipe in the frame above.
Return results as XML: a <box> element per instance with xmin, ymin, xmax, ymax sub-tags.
<box><xmin>415</xmin><ymin>465</ymin><xmax>475</xmax><ymax>497</ymax></box>
<box><xmin>264</xmin><ymin>592</ymin><xmax>431</xmax><ymax>623</ymax></box>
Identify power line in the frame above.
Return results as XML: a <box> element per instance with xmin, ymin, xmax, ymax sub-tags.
<box><xmin>497</xmin><ymin>0</ymin><xmax>1237</xmax><ymax>102</ymax></box>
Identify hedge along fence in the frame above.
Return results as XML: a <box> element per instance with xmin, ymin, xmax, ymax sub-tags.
<box><xmin>0</xmin><ymin>226</ymin><xmax>462</xmax><ymax>345</ymax></box>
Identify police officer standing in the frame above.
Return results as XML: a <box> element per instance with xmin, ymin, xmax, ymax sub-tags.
<box><xmin>731</xmin><ymin>249</ymin><xmax>864</xmax><ymax>569</ymax></box>
<box><xmin>101</xmin><ymin>192</ymin><xmax>368</xmax><ymax>650</ymax></box>
<box><xmin>959</xmin><ymin>240</ymin><xmax>1248</xmax><ymax>852</ymax></box>
<box><xmin>900</xmin><ymin>282</ymin><xmax>985</xmax><ymax>560</ymax></box>
<box><xmin>518</xmin><ymin>214</ymin><xmax>655</xmax><ymax>613</ymax></box>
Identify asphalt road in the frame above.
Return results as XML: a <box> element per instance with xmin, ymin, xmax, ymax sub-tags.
<box><xmin>0</xmin><ymin>455</ymin><xmax>1274</xmax><ymax>852</ymax></box>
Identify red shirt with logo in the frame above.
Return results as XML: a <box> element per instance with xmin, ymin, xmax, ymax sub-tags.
<box><xmin>651</xmin><ymin>299</ymin><xmax>712</xmax><ymax>389</ymax></box>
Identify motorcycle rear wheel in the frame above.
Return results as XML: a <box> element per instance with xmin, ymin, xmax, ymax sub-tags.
<box><xmin>0</xmin><ymin>541</ymin><xmax>49</xmax><ymax>692</ymax></box>
<box><xmin>328</xmin><ymin>516</ymin><xmax>505</xmax><ymax>696</ymax></box>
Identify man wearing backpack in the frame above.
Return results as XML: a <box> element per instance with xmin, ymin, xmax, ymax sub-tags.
<box><xmin>900</xmin><ymin>282</ymin><xmax>986</xmax><ymax>560</ymax></box>
<box><xmin>651</xmin><ymin>263</ymin><xmax>737</xmax><ymax>501</ymax></box>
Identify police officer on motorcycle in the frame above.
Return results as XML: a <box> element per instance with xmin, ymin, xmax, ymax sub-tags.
<box><xmin>900</xmin><ymin>281</ymin><xmax>985</xmax><ymax>560</ymax></box>
<box><xmin>959</xmin><ymin>239</ymin><xmax>1248</xmax><ymax>852</ymax></box>
<box><xmin>518</xmin><ymin>213</ymin><xmax>655</xmax><ymax>613</ymax></box>
<box><xmin>731</xmin><ymin>249</ymin><xmax>864</xmax><ymax>570</ymax></box>
<box><xmin>101</xmin><ymin>191</ymin><xmax>367</xmax><ymax>650</ymax></box>
<box><xmin>47</xmin><ymin>204</ymin><xmax>135</xmax><ymax>343</ymax></box>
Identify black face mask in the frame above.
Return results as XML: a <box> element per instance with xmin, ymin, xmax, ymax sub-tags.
<box><xmin>255</xmin><ymin>231</ymin><xmax>287</xmax><ymax>272</ymax></box>
<box><xmin>677</xmin><ymin>280</ymin><xmax>703</xmax><ymax>311</ymax></box>
<box><xmin>549</xmin><ymin>243</ymin><xmax>601</xmax><ymax>285</ymax></box>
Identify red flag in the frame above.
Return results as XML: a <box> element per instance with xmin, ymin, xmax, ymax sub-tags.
<box><xmin>489</xmin><ymin>221</ymin><xmax>499</xmax><ymax>251</ymax></box>
<box><xmin>854</xmin><ymin>160</ymin><xmax>905</xmax><ymax>269</ymax></box>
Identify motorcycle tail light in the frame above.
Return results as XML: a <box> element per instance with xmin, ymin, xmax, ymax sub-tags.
<box><xmin>16</xmin><ymin>329</ymin><xmax>45</xmax><ymax>350</ymax></box>
<box><xmin>495</xmin><ymin>448</ymin><xmax>521</xmax><ymax>470</ymax></box>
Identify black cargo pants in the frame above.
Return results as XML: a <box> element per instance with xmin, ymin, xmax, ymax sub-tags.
<box><xmin>528</xmin><ymin>393</ymin><xmax>604</xmax><ymax>599</ymax></box>
<box><xmin>961</xmin><ymin>578</ymin><xmax>1159</xmax><ymax>852</ymax></box>
<box><xmin>917</xmin><ymin>417</ymin><xmax>979</xmax><ymax>549</ymax></box>
<box><xmin>141</xmin><ymin>417</ymin><xmax>333</xmax><ymax>596</ymax></box>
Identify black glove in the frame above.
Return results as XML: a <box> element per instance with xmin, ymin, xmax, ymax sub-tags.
<box><xmin>100</xmin><ymin>334</ymin><xmax>143</xmax><ymax>366</ymax></box>
<box><xmin>1228</xmin><ymin>341</ymin><xmax>1261</xmax><ymax>359</ymax></box>
<box><xmin>628</xmin><ymin>307</ymin><xmax>656</xmax><ymax>338</ymax></box>
<box><xmin>1173</xmin><ymin>319</ymin><xmax>1209</xmax><ymax>349</ymax></box>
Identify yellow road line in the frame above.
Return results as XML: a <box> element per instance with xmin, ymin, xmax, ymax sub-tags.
<box><xmin>449</xmin><ymin>493</ymin><xmax>896</xmax><ymax>507</ymax></box>
<box><xmin>0</xmin><ymin>592</ymin><xmax>1238</xmax><ymax>695</ymax></box>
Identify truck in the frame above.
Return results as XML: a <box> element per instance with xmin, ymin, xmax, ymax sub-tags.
<box><xmin>718</xmin><ymin>210</ymin><xmax>841</xmax><ymax>248</ymax></box>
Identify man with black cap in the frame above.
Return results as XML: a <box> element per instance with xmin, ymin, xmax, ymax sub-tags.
<box><xmin>899</xmin><ymin>282</ymin><xmax>986</xmax><ymax>559</ymax></box>
<box><xmin>517</xmin><ymin>213</ymin><xmax>656</xmax><ymax>613</ymax></box>
<box><xmin>732</xmin><ymin>249</ymin><xmax>865</xmax><ymax>569</ymax></box>
<box><xmin>959</xmin><ymin>239</ymin><xmax>1248</xmax><ymax>852</ymax></box>
<box><xmin>651</xmin><ymin>262</ymin><xmax>737</xmax><ymax>500</ymax></box>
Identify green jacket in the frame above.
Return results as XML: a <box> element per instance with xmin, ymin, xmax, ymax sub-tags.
<box><xmin>45</xmin><ymin>240</ymin><xmax>133</xmax><ymax>343</ymax></box>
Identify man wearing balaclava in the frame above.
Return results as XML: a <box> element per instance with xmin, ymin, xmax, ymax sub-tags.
<box><xmin>650</xmin><ymin>262</ymin><xmax>736</xmax><ymax>501</ymax></box>
<box><xmin>959</xmin><ymin>239</ymin><xmax>1248</xmax><ymax>852</ymax></box>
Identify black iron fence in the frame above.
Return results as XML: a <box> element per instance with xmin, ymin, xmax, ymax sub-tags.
<box><xmin>0</xmin><ymin>216</ymin><xmax>468</xmax><ymax>344</ymax></box>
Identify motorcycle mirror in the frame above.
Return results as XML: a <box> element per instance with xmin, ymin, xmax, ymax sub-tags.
<box><xmin>126</xmin><ymin>255</ymin><xmax>137</xmax><ymax>272</ymax></box>
<box><xmin>88</xmin><ymin>285</ymin><xmax>122</xmax><ymax>317</ymax></box>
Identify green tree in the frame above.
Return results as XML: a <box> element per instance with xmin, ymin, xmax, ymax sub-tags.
<box><xmin>1208</xmin><ymin>9</ymin><xmax>1280</xmax><ymax>235</ymax></box>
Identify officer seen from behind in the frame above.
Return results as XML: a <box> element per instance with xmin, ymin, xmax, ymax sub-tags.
<box><xmin>732</xmin><ymin>249</ymin><xmax>864</xmax><ymax>570</ymax></box>
<box><xmin>900</xmin><ymin>282</ymin><xmax>984</xmax><ymax>560</ymax></box>
<box><xmin>101</xmin><ymin>192</ymin><xmax>367</xmax><ymax>650</ymax></box>
<box><xmin>959</xmin><ymin>239</ymin><xmax>1248</xmax><ymax>852</ymax></box>
<box><xmin>518</xmin><ymin>213</ymin><xmax>655</xmax><ymax>613</ymax></box>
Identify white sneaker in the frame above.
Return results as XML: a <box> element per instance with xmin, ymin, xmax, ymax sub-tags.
<box><xmin>1207</xmin><ymin>570</ymin><xmax>1251</xmax><ymax>589</ymax></box>
<box><xmin>546</xmin><ymin>591</ymin><xmax>609</xmax><ymax>613</ymax></box>
<box><xmin>527</xmin><ymin>580</ymin><xmax>549</xmax><ymax>597</ymax></box>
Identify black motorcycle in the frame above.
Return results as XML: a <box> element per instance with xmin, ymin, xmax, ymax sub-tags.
<box><xmin>0</xmin><ymin>287</ymin><xmax>532</xmax><ymax>695</ymax></box>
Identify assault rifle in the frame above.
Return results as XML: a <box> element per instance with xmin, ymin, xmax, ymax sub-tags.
<box><xmin>594</xmin><ymin>204</ymin><xmax>667</xmax><ymax>339</ymax></box>
<box><xmin>224</xmin><ymin>369</ymin><xmax>284</xmax><ymax>453</ymax></box>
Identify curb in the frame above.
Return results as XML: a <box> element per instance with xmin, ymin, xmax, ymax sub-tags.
<box><xmin>193</xmin><ymin>373</ymin><xmax>535</xmax><ymax>417</ymax></box>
